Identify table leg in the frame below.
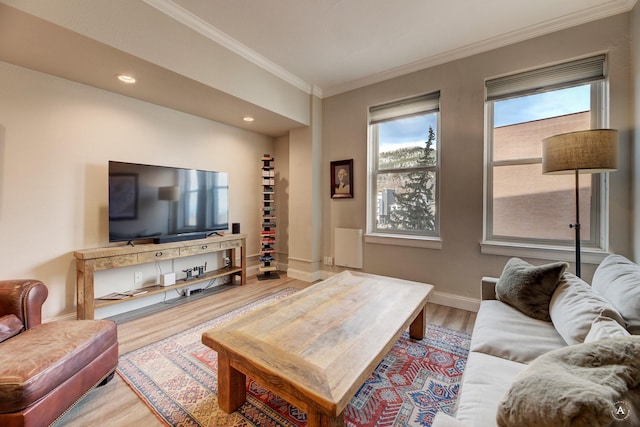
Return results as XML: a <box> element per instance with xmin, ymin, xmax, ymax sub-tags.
<box><xmin>409</xmin><ymin>304</ymin><xmax>426</xmax><ymax>340</ymax></box>
<box><xmin>217</xmin><ymin>352</ymin><xmax>246</xmax><ymax>413</ymax></box>
<box><xmin>307</xmin><ymin>409</ymin><xmax>345</xmax><ymax>427</ymax></box>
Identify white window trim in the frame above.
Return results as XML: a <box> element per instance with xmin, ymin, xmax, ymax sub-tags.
<box><xmin>480</xmin><ymin>240</ymin><xmax>609</xmax><ymax>265</ymax></box>
<box><xmin>366</xmin><ymin>92</ymin><xmax>442</xmax><ymax>245</ymax></box>
<box><xmin>365</xmin><ymin>232</ymin><xmax>443</xmax><ymax>249</ymax></box>
<box><xmin>482</xmin><ymin>56</ymin><xmax>612</xmax><ymax>255</ymax></box>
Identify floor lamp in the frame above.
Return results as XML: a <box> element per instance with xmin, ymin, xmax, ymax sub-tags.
<box><xmin>158</xmin><ymin>186</ymin><xmax>181</xmax><ymax>234</ymax></box>
<box><xmin>541</xmin><ymin>129</ymin><xmax>618</xmax><ymax>277</ymax></box>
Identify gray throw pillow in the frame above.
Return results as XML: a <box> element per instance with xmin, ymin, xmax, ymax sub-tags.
<box><xmin>496</xmin><ymin>258</ymin><xmax>568</xmax><ymax>321</ymax></box>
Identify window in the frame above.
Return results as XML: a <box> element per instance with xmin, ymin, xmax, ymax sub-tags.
<box><xmin>367</xmin><ymin>92</ymin><xmax>440</xmax><ymax>240</ymax></box>
<box><xmin>484</xmin><ymin>55</ymin><xmax>608</xmax><ymax>249</ymax></box>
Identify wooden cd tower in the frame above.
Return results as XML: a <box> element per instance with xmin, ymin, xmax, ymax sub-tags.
<box><xmin>258</xmin><ymin>154</ymin><xmax>279</xmax><ymax>280</ymax></box>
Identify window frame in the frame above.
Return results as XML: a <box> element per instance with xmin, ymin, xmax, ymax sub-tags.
<box><xmin>366</xmin><ymin>92</ymin><xmax>442</xmax><ymax>248</ymax></box>
<box><xmin>482</xmin><ymin>55</ymin><xmax>612</xmax><ymax>261</ymax></box>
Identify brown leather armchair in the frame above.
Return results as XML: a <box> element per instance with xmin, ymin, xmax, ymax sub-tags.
<box><xmin>0</xmin><ymin>280</ymin><xmax>118</xmax><ymax>427</ymax></box>
<box><xmin>0</xmin><ymin>279</ymin><xmax>48</xmax><ymax>330</ymax></box>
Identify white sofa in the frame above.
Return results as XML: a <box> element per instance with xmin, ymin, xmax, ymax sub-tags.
<box><xmin>433</xmin><ymin>254</ymin><xmax>640</xmax><ymax>427</ymax></box>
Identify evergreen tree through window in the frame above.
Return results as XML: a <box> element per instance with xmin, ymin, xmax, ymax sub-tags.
<box><xmin>368</xmin><ymin>92</ymin><xmax>440</xmax><ymax>238</ymax></box>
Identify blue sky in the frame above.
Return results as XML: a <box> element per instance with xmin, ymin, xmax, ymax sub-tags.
<box><xmin>493</xmin><ymin>85</ymin><xmax>590</xmax><ymax>127</ymax></box>
<box><xmin>379</xmin><ymin>84</ymin><xmax>590</xmax><ymax>152</ymax></box>
<box><xmin>379</xmin><ymin>114</ymin><xmax>437</xmax><ymax>152</ymax></box>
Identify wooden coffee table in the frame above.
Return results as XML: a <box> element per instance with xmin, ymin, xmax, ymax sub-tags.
<box><xmin>201</xmin><ymin>271</ymin><xmax>433</xmax><ymax>426</ymax></box>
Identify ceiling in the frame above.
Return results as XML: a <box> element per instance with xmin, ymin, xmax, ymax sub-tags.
<box><xmin>161</xmin><ymin>0</ymin><xmax>636</xmax><ymax>96</ymax></box>
<box><xmin>0</xmin><ymin>0</ymin><xmax>636</xmax><ymax>136</ymax></box>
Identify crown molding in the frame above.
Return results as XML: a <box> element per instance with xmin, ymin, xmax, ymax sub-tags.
<box><xmin>141</xmin><ymin>0</ymin><xmax>314</xmax><ymax>95</ymax></box>
<box><xmin>143</xmin><ymin>0</ymin><xmax>635</xmax><ymax>99</ymax></box>
<box><xmin>322</xmin><ymin>0</ymin><xmax>637</xmax><ymax>97</ymax></box>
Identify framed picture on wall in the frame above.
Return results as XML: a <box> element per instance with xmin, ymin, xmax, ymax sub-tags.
<box><xmin>330</xmin><ymin>159</ymin><xmax>353</xmax><ymax>199</ymax></box>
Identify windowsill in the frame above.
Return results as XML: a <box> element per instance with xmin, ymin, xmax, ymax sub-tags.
<box><xmin>365</xmin><ymin>233</ymin><xmax>442</xmax><ymax>249</ymax></box>
<box><xmin>480</xmin><ymin>240</ymin><xmax>610</xmax><ymax>264</ymax></box>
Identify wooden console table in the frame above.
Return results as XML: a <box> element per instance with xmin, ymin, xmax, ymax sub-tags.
<box><xmin>74</xmin><ymin>234</ymin><xmax>246</xmax><ymax>320</ymax></box>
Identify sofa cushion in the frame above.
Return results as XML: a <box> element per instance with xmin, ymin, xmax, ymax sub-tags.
<box><xmin>495</xmin><ymin>258</ymin><xmax>568</xmax><ymax>321</ymax></box>
<box><xmin>0</xmin><ymin>314</ymin><xmax>23</xmax><ymax>343</ymax></box>
<box><xmin>455</xmin><ymin>351</ymin><xmax>527</xmax><ymax>427</ymax></box>
<box><xmin>0</xmin><ymin>319</ymin><xmax>117</xmax><ymax>413</ymax></box>
<box><xmin>584</xmin><ymin>311</ymin><xmax>631</xmax><ymax>343</ymax></box>
<box><xmin>470</xmin><ymin>300</ymin><xmax>567</xmax><ymax>364</ymax></box>
<box><xmin>592</xmin><ymin>254</ymin><xmax>640</xmax><ymax>335</ymax></box>
<box><xmin>432</xmin><ymin>412</ymin><xmax>470</xmax><ymax>427</ymax></box>
<box><xmin>549</xmin><ymin>273</ymin><xmax>625</xmax><ymax>345</ymax></box>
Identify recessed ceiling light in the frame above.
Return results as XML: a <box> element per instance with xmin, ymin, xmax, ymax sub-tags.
<box><xmin>116</xmin><ymin>74</ymin><xmax>136</xmax><ymax>84</ymax></box>
<box><xmin>243</xmin><ymin>116</ymin><xmax>255</xmax><ymax>122</ymax></box>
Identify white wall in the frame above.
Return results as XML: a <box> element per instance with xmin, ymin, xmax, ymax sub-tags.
<box><xmin>322</xmin><ymin>12</ymin><xmax>633</xmax><ymax>305</ymax></box>
<box><xmin>274</xmin><ymin>135</ymin><xmax>290</xmax><ymax>267</ymax></box>
<box><xmin>287</xmin><ymin>95</ymin><xmax>323</xmax><ymax>282</ymax></box>
<box><xmin>0</xmin><ymin>61</ymin><xmax>273</xmax><ymax>320</ymax></box>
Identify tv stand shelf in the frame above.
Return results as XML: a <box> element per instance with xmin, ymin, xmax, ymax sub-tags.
<box><xmin>94</xmin><ymin>266</ymin><xmax>243</xmax><ymax>309</ymax></box>
<box><xmin>75</xmin><ymin>234</ymin><xmax>246</xmax><ymax>319</ymax></box>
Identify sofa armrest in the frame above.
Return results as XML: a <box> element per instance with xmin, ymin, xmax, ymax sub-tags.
<box><xmin>0</xmin><ymin>280</ymin><xmax>48</xmax><ymax>329</ymax></box>
<box><xmin>481</xmin><ymin>277</ymin><xmax>499</xmax><ymax>300</ymax></box>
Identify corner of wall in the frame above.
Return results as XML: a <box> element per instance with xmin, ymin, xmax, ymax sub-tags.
<box><xmin>632</xmin><ymin>1</ymin><xmax>640</xmax><ymax>260</ymax></box>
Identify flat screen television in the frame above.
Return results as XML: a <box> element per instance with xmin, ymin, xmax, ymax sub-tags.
<box><xmin>108</xmin><ymin>161</ymin><xmax>229</xmax><ymax>243</ymax></box>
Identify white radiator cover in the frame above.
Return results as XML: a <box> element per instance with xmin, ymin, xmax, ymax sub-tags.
<box><xmin>334</xmin><ymin>228</ymin><xmax>363</xmax><ymax>269</ymax></box>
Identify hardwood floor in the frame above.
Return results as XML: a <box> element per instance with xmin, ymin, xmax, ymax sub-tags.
<box><xmin>53</xmin><ymin>273</ymin><xmax>476</xmax><ymax>427</ymax></box>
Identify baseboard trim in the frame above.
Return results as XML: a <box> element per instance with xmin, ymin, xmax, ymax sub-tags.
<box><xmin>247</xmin><ymin>265</ymin><xmax>260</xmax><ymax>277</ymax></box>
<box><xmin>430</xmin><ymin>291</ymin><xmax>480</xmax><ymax>313</ymax></box>
<box><xmin>47</xmin><ymin>312</ymin><xmax>77</xmax><ymax>322</ymax></box>
<box><xmin>286</xmin><ymin>268</ymin><xmax>324</xmax><ymax>283</ymax></box>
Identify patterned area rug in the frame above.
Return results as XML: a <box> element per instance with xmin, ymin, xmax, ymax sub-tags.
<box><xmin>117</xmin><ymin>288</ymin><xmax>471</xmax><ymax>426</ymax></box>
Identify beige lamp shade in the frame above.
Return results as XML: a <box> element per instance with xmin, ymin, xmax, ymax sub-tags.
<box><xmin>158</xmin><ymin>186</ymin><xmax>181</xmax><ymax>201</ymax></box>
<box><xmin>542</xmin><ymin>129</ymin><xmax>618</xmax><ymax>175</ymax></box>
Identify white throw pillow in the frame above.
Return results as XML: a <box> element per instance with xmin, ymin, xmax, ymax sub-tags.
<box><xmin>584</xmin><ymin>311</ymin><xmax>631</xmax><ymax>343</ymax></box>
<box><xmin>549</xmin><ymin>273</ymin><xmax>625</xmax><ymax>345</ymax></box>
<box><xmin>592</xmin><ymin>254</ymin><xmax>640</xmax><ymax>335</ymax></box>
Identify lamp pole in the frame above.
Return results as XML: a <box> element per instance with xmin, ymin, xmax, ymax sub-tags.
<box><xmin>569</xmin><ymin>170</ymin><xmax>581</xmax><ymax>278</ymax></box>
<box><xmin>542</xmin><ymin>129</ymin><xmax>619</xmax><ymax>280</ymax></box>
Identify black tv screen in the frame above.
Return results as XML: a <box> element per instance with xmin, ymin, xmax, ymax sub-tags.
<box><xmin>108</xmin><ymin>161</ymin><xmax>229</xmax><ymax>243</ymax></box>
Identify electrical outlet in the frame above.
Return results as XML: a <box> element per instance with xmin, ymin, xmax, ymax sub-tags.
<box><xmin>324</xmin><ymin>256</ymin><xmax>333</xmax><ymax>266</ymax></box>
<box><xmin>134</xmin><ymin>271</ymin><xmax>143</xmax><ymax>284</ymax></box>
